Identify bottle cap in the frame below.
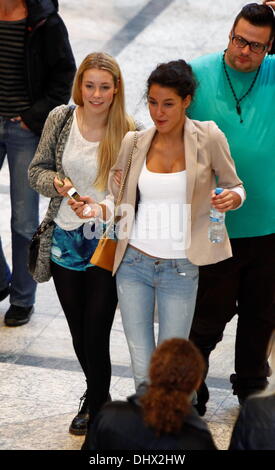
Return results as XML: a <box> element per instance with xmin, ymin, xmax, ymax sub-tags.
<box><xmin>215</xmin><ymin>187</ymin><xmax>223</xmax><ymax>195</ymax></box>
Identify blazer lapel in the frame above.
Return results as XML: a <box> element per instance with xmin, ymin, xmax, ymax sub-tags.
<box><xmin>184</xmin><ymin>117</ymin><xmax>198</xmax><ymax>204</ymax></box>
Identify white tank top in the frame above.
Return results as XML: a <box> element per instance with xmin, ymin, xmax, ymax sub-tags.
<box><xmin>129</xmin><ymin>161</ymin><xmax>191</xmax><ymax>258</ymax></box>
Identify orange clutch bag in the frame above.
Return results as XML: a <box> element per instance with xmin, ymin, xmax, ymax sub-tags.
<box><xmin>90</xmin><ymin>237</ymin><xmax>117</xmax><ymax>272</ymax></box>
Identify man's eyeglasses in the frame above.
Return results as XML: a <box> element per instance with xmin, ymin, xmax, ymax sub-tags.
<box><xmin>231</xmin><ymin>33</ymin><xmax>269</xmax><ymax>54</ymax></box>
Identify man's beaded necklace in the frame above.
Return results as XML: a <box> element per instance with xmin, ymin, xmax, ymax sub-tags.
<box><xmin>222</xmin><ymin>50</ymin><xmax>261</xmax><ymax>124</ymax></box>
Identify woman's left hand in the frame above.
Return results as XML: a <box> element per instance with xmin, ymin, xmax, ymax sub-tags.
<box><xmin>211</xmin><ymin>189</ymin><xmax>241</xmax><ymax>212</ymax></box>
<box><xmin>68</xmin><ymin>195</ymin><xmax>101</xmax><ymax>219</ymax></box>
<box><xmin>114</xmin><ymin>170</ymin><xmax>122</xmax><ymax>186</ymax></box>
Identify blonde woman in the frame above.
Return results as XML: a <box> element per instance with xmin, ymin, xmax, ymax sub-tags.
<box><xmin>28</xmin><ymin>53</ymin><xmax>137</xmax><ymax>436</ymax></box>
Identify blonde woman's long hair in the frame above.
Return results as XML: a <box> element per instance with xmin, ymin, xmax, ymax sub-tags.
<box><xmin>72</xmin><ymin>52</ymin><xmax>136</xmax><ymax>191</ymax></box>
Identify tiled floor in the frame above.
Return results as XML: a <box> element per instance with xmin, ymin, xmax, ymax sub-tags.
<box><xmin>0</xmin><ymin>289</ymin><xmax>239</xmax><ymax>450</ymax></box>
<box><xmin>0</xmin><ymin>0</ymin><xmax>245</xmax><ymax>451</ymax></box>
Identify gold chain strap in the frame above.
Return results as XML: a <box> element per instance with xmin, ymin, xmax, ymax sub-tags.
<box><xmin>115</xmin><ymin>131</ymin><xmax>138</xmax><ymax>212</ymax></box>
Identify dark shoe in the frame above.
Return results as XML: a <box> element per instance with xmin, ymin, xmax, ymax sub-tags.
<box><xmin>230</xmin><ymin>373</ymin><xmax>268</xmax><ymax>405</ymax></box>
<box><xmin>194</xmin><ymin>402</ymin><xmax>207</xmax><ymax>416</ymax></box>
<box><xmin>193</xmin><ymin>380</ymin><xmax>209</xmax><ymax>416</ymax></box>
<box><xmin>4</xmin><ymin>305</ymin><xmax>34</xmax><ymax>327</ymax></box>
<box><xmin>237</xmin><ymin>396</ymin><xmax>245</xmax><ymax>406</ymax></box>
<box><xmin>81</xmin><ymin>433</ymin><xmax>89</xmax><ymax>450</ymax></box>
<box><xmin>69</xmin><ymin>391</ymin><xmax>89</xmax><ymax>436</ymax></box>
<box><xmin>0</xmin><ymin>285</ymin><xmax>10</xmax><ymax>302</ymax></box>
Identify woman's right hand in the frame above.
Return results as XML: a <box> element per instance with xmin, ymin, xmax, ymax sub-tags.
<box><xmin>53</xmin><ymin>176</ymin><xmax>73</xmax><ymax>197</ymax></box>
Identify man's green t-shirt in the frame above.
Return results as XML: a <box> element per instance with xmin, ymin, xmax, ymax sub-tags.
<box><xmin>188</xmin><ymin>52</ymin><xmax>275</xmax><ymax>239</ymax></box>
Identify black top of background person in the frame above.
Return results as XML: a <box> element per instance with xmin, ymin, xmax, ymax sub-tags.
<box><xmin>26</xmin><ymin>0</ymin><xmax>59</xmax><ymax>26</ymax></box>
<box><xmin>18</xmin><ymin>0</ymin><xmax>76</xmax><ymax>135</ymax></box>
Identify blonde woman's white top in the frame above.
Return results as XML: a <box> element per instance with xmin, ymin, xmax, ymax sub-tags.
<box><xmin>54</xmin><ymin>111</ymin><xmax>106</xmax><ymax>230</ymax></box>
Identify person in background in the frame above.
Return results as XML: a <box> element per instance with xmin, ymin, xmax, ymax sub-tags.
<box><xmin>29</xmin><ymin>53</ymin><xmax>138</xmax><ymax>436</ymax></box>
<box><xmin>188</xmin><ymin>2</ymin><xmax>275</xmax><ymax>413</ymax></box>
<box><xmin>265</xmin><ymin>1</ymin><xmax>275</xmax><ymax>52</ymax></box>
<box><xmin>229</xmin><ymin>330</ymin><xmax>275</xmax><ymax>450</ymax></box>
<box><xmin>0</xmin><ymin>0</ymin><xmax>76</xmax><ymax>326</ymax></box>
<box><xmin>83</xmin><ymin>338</ymin><xmax>217</xmax><ymax>450</ymax></box>
<box><xmin>70</xmin><ymin>59</ymin><xmax>245</xmax><ymax>391</ymax></box>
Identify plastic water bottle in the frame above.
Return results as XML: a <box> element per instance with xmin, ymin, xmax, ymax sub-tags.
<box><xmin>208</xmin><ymin>188</ymin><xmax>225</xmax><ymax>243</ymax></box>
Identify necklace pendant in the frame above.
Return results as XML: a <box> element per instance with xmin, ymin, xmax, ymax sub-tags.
<box><xmin>237</xmin><ymin>105</ymin><xmax>243</xmax><ymax>123</ymax></box>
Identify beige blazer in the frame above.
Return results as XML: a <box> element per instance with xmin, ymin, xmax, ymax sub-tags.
<box><xmin>108</xmin><ymin>118</ymin><xmax>244</xmax><ymax>274</ymax></box>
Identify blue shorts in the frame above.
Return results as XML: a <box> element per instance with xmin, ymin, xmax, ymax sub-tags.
<box><xmin>50</xmin><ymin>223</ymin><xmax>100</xmax><ymax>271</ymax></box>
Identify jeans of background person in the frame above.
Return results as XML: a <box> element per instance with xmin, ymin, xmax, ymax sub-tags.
<box><xmin>0</xmin><ymin>118</ymin><xmax>39</xmax><ymax>306</ymax></box>
<box><xmin>0</xmin><ymin>240</ymin><xmax>11</xmax><ymax>290</ymax></box>
<box><xmin>116</xmin><ymin>246</ymin><xmax>199</xmax><ymax>388</ymax></box>
<box><xmin>51</xmin><ymin>262</ymin><xmax>118</xmax><ymax>418</ymax></box>
<box><xmin>190</xmin><ymin>234</ymin><xmax>275</xmax><ymax>400</ymax></box>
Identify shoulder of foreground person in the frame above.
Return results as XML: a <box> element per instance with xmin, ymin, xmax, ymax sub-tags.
<box><xmin>229</xmin><ymin>395</ymin><xmax>275</xmax><ymax>450</ymax></box>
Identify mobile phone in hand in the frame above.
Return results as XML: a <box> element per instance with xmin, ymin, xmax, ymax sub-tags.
<box><xmin>67</xmin><ymin>187</ymin><xmax>81</xmax><ymax>202</ymax></box>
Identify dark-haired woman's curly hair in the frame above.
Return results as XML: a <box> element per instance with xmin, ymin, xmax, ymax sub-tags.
<box><xmin>140</xmin><ymin>338</ymin><xmax>205</xmax><ymax>435</ymax></box>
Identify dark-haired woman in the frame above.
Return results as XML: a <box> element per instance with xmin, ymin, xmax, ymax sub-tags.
<box><xmin>70</xmin><ymin>60</ymin><xmax>245</xmax><ymax>389</ymax></box>
<box><xmin>83</xmin><ymin>338</ymin><xmax>217</xmax><ymax>450</ymax></box>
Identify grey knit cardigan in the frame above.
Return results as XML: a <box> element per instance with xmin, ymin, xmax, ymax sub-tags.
<box><xmin>28</xmin><ymin>104</ymin><xmax>75</xmax><ymax>282</ymax></box>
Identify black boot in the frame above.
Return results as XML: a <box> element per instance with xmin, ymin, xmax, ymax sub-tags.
<box><xmin>230</xmin><ymin>373</ymin><xmax>268</xmax><ymax>405</ymax></box>
<box><xmin>69</xmin><ymin>390</ymin><xmax>89</xmax><ymax>436</ymax></box>
<box><xmin>193</xmin><ymin>381</ymin><xmax>209</xmax><ymax>416</ymax></box>
<box><xmin>80</xmin><ymin>393</ymin><xmax>112</xmax><ymax>449</ymax></box>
